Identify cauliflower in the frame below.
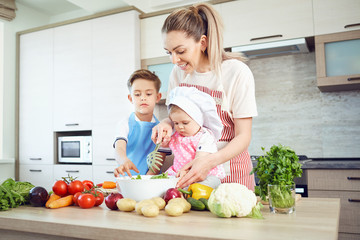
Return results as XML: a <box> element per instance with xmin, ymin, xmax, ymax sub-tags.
<box><xmin>208</xmin><ymin>183</ymin><xmax>263</xmax><ymax>219</ymax></box>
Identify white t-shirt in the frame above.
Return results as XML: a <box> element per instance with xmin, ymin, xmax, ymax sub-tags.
<box><xmin>166</xmin><ymin>59</ymin><xmax>258</xmax><ymax>119</ymax></box>
<box><xmin>196</xmin><ymin>127</ymin><xmax>218</xmax><ymax>153</ymax></box>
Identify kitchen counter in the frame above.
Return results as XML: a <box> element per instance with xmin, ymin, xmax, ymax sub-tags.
<box><xmin>0</xmin><ymin>198</ymin><xmax>340</xmax><ymax>240</ymax></box>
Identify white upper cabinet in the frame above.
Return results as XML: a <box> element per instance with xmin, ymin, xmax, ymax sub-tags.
<box><xmin>313</xmin><ymin>0</ymin><xmax>360</xmax><ymax>35</ymax></box>
<box><xmin>140</xmin><ymin>14</ymin><xmax>169</xmax><ymax>59</ymax></box>
<box><xmin>19</xmin><ymin>29</ymin><xmax>54</xmax><ymax>165</ymax></box>
<box><xmin>92</xmin><ymin>11</ymin><xmax>138</xmax><ymax>166</ymax></box>
<box><xmin>53</xmin><ymin>20</ymin><xmax>92</xmax><ymax>131</ymax></box>
<box><xmin>220</xmin><ymin>0</ymin><xmax>314</xmax><ymax>48</ymax></box>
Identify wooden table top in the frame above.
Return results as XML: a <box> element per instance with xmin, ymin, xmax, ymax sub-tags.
<box><xmin>0</xmin><ymin>197</ymin><xmax>340</xmax><ymax>240</ymax></box>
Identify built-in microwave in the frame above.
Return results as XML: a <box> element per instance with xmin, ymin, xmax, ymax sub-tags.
<box><xmin>58</xmin><ymin>136</ymin><xmax>92</xmax><ymax>164</ymax></box>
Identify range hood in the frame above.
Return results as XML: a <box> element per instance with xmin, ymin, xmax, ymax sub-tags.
<box><xmin>231</xmin><ymin>38</ymin><xmax>309</xmax><ymax>59</ymax></box>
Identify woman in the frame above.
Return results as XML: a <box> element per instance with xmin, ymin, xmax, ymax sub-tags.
<box><xmin>152</xmin><ymin>3</ymin><xmax>257</xmax><ymax>191</ymax></box>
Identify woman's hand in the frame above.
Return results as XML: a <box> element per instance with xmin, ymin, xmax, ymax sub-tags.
<box><xmin>151</xmin><ymin>118</ymin><xmax>173</xmax><ymax>146</ymax></box>
<box><xmin>114</xmin><ymin>160</ymin><xmax>139</xmax><ymax>177</ymax></box>
<box><xmin>176</xmin><ymin>154</ymin><xmax>214</xmax><ymax>188</ymax></box>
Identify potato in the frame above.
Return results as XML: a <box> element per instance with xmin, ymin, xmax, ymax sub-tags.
<box><xmin>116</xmin><ymin>198</ymin><xmax>136</xmax><ymax>212</ymax></box>
<box><xmin>151</xmin><ymin>197</ymin><xmax>166</xmax><ymax>210</ymax></box>
<box><xmin>165</xmin><ymin>203</ymin><xmax>184</xmax><ymax>216</ymax></box>
<box><xmin>135</xmin><ymin>199</ymin><xmax>155</xmax><ymax>214</ymax></box>
<box><xmin>141</xmin><ymin>204</ymin><xmax>159</xmax><ymax>217</ymax></box>
<box><xmin>168</xmin><ymin>198</ymin><xmax>191</xmax><ymax>213</ymax></box>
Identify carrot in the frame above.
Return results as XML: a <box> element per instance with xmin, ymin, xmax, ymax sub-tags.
<box><xmin>45</xmin><ymin>193</ymin><xmax>61</xmax><ymax>208</ymax></box>
<box><xmin>102</xmin><ymin>181</ymin><xmax>116</xmax><ymax>189</ymax></box>
<box><xmin>48</xmin><ymin>195</ymin><xmax>74</xmax><ymax>209</ymax></box>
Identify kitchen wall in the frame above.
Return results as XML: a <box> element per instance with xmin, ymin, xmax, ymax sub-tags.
<box><xmin>155</xmin><ymin>52</ymin><xmax>360</xmax><ymax>158</ymax></box>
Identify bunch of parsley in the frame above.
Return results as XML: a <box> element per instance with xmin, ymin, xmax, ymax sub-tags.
<box><xmin>251</xmin><ymin>144</ymin><xmax>302</xmax><ymax>201</ymax></box>
<box><xmin>0</xmin><ymin>178</ymin><xmax>34</xmax><ymax>211</ymax></box>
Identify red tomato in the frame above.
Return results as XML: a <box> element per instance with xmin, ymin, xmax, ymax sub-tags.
<box><xmin>68</xmin><ymin>180</ymin><xmax>84</xmax><ymax>195</ymax></box>
<box><xmin>73</xmin><ymin>192</ymin><xmax>82</xmax><ymax>206</ymax></box>
<box><xmin>93</xmin><ymin>191</ymin><xmax>104</xmax><ymax>206</ymax></box>
<box><xmin>78</xmin><ymin>193</ymin><xmax>95</xmax><ymax>209</ymax></box>
<box><xmin>52</xmin><ymin>180</ymin><xmax>68</xmax><ymax>196</ymax></box>
<box><xmin>82</xmin><ymin>180</ymin><xmax>94</xmax><ymax>190</ymax></box>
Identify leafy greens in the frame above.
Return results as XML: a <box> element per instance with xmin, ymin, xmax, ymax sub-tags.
<box><xmin>0</xmin><ymin>178</ymin><xmax>34</xmax><ymax>211</ymax></box>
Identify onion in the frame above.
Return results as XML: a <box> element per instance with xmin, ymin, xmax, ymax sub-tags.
<box><xmin>105</xmin><ymin>193</ymin><xmax>123</xmax><ymax>210</ymax></box>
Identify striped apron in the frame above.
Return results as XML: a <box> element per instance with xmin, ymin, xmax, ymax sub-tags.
<box><xmin>179</xmin><ymin>82</ymin><xmax>255</xmax><ymax>191</ymax></box>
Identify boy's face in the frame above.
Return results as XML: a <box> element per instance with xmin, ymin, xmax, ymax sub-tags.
<box><xmin>169</xmin><ymin>107</ymin><xmax>200</xmax><ymax>137</ymax></box>
<box><xmin>128</xmin><ymin>78</ymin><xmax>161</xmax><ymax>119</ymax></box>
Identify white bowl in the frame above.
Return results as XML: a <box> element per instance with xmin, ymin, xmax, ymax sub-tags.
<box><xmin>116</xmin><ymin>175</ymin><xmax>179</xmax><ymax>202</ymax></box>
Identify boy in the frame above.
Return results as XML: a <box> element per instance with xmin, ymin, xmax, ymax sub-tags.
<box><xmin>113</xmin><ymin>69</ymin><xmax>168</xmax><ymax>177</ymax></box>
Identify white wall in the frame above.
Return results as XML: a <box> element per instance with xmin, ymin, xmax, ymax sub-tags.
<box><xmin>0</xmin><ymin>3</ymin><xmax>50</xmax><ymax>159</ymax></box>
<box><xmin>0</xmin><ymin>21</ymin><xmax>3</xmax><ymax>157</ymax></box>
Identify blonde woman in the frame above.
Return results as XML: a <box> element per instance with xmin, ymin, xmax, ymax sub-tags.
<box><xmin>152</xmin><ymin>3</ymin><xmax>257</xmax><ymax>191</ymax></box>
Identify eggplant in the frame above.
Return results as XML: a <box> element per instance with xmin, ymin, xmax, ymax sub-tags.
<box><xmin>29</xmin><ymin>186</ymin><xmax>49</xmax><ymax>207</ymax></box>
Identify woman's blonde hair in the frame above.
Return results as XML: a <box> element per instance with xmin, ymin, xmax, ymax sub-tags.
<box><xmin>162</xmin><ymin>3</ymin><xmax>246</xmax><ymax>75</ymax></box>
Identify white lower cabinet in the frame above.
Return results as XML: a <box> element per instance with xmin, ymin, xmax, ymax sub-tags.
<box><xmin>53</xmin><ymin>165</ymin><xmax>93</xmax><ymax>182</ymax></box>
<box><xmin>92</xmin><ymin>166</ymin><xmax>118</xmax><ymax>184</ymax></box>
<box><xmin>19</xmin><ymin>164</ymin><xmax>54</xmax><ymax>192</ymax></box>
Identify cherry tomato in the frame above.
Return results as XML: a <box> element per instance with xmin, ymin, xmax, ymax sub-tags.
<box><xmin>68</xmin><ymin>180</ymin><xmax>84</xmax><ymax>195</ymax></box>
<box><xmin>52</xmin><ymin>180</ymin><xmax>68</xmax><ymax>196</ymax></box>
<box><xmin>82</xmin><ymin>180</ymin><xmax>94</xmax><ymax>190</ymax></box>
<box><xmin>93</xmin><ymin>191</ymin><xmax>104</xmax><ymax>206</ymax></box>
<box><xmin>78</xmin><ymin>193</ymin><xmax>95</xmax><ymax>209</ymax></box>
<box><xmin>73</xmin><ymin>192</ymin><xmax>82</xmax><ymax>206</ymax></box>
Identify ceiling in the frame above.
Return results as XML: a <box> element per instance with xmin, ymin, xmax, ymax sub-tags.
<box><xmin>15</xmin><ymin>0</ymin><xmax>206</xmax><ymax>16</ymax></box>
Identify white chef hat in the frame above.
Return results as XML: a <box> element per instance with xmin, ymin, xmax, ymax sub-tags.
<box><xmin>167</xmin><ymin>87</ymin><xmax>223</xmax><ymax>140</ymax></box>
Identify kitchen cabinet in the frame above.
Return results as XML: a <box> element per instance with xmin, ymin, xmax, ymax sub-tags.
<box><xmin>53</xmin><ymin>164</ymin><xmax>93</xmax><ymax>182</ymax></box>
<box><xmin>53</xmin><ymin>20</ymin><xmax>92</xmax><ymax>132</ymax></box>
<box><xmin>140</xmin><ymin>14</ymin><xmax>169</xmax><ymax>59</ymax></box>
<box><xmin>19</xmin><ymin>164</ymin><xmax>53</xmax><ymax>191</ymax></box>
<box><xmin>92</xmin><ymin>11</ymin><xmax>138</xmax><ymax>166</ymax></box>
<box><xmin>308</xmin><ymin>169</ymin><xmax>360</xmax><ymax>240</ymax></box>
<box><xmin>92</xmin><ymin>166</ymin><xmax>116</xmax><ymax>184</ymax></box>
<box><xmin>315</xmin><ymin>30</ymin><xmax>360</xmax><ymax>92</ymax></box>
<box><xmin>220</xmin><ymin>0</ymin><xmax>314</xmax><ymax>48</ymax></box>
<box><xmin>19</xmin><ymin>28</ymin><xmax>54</xmax><ymax>165</ymax></box>
<box><xmin>313</xmin><ymin>0</ymin><xmax>360</xmax><ymax>35</ymax></box>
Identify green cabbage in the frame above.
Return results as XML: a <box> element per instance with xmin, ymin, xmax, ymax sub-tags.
<box><xmin>0</xmin><ymin>178</ymin><xmax>34</xmax><ymax>211</ymax></box>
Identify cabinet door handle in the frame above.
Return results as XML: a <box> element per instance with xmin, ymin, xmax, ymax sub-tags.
<box><xmin>344</xmin><ymin>23</ymin><xmax>360</xmax><ymax>29</ymax></box>
<box><xmin>106</xmin><ymin>171</ymin><xmax>114</xmax><ymax>174</ymax></box>
<box><xmin>65</xmin><ymin>170</ymin><xmax>80</xmax><ymax>173</ymax></box>
<box><xmin>29</xmin><ymin>158</ymin><xmax>42</xmax><ymax>160</ymax></box>
<box><xmin>348</xmin><ymin>199</ymin><xmax>360</xmax><ymax>202</ymax></box>
<box><xmin>250</xmin><ymin>34</ymin><xmax>283</xmax><ymax>41</ymax></box>
<box><xmin>29</xmin><ymin>169</ymin><xmax>42</xmax><ymax>172</ymax></box>
<box><xmin>347</xmin><ymin>177</ymin><xmax>360</xmax><ymax>180</ymax></box>
<box><xmin>106</xmin><ymin>158</ymin><xmax>115</xmax><ymax>161</ymax></box>
<box><xmin>65</xmin><ymin>123</ymin><xmax>79</xmax><ymax>126</ymax></box>
<box><xmin>347</xmin><ymin>77</ymin><xmax>360</xmax><ymax>81</ymax></box>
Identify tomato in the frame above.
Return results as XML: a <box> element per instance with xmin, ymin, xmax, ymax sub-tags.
<box><xmin>78</xmin><ymin>193</ymin><xmax>95</xmax><ymax>209</ymax></box>
<box><xmin>52</xmin><ymin>180</ymin><xmax>68</xmax><ymax>196</ymax></box>
<box><xmin>93</xmin><ymin>191</ymin><xmax>104</xmax><ymax>206</ymax></box>
<box><xmin>68</xmin><ymin>180</ymin><xmax>84</xmax><ymax>195</ymax></box>
<box><xmin>82</xmin><ymin>180</ymin><xmax>94</xmax><ymax>190</ymax></box>
<box><xmin>73</xmin><ymin>192</ymin><xmax>82</xmax><ymax>206</ymax></box>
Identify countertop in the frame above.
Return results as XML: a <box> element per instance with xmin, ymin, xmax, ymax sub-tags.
<box><xmin>252</xmin><ymin>158</ymin><xmax>360</xmax><ymax>169</ymax></box>
<box><xmin>0</xmin><ymin>198</ymin><xmax>340</xmax><ymax>240</ymax></box>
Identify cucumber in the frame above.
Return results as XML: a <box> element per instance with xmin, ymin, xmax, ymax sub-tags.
<box><xmin>199</xmin><ymin>198</ymin><xmax>209</xmax><ymax>211</ymax></box>
<box><xmin>187</xmin><ymin>197</ymin><xmax>205</xmax><ymax>211</ymax></box>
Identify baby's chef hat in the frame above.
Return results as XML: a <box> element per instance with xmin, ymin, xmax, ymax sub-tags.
<box><xmin>167</xmin><ymin>87</ymin><xmax>223</xmax><ymax>140</ymax></box>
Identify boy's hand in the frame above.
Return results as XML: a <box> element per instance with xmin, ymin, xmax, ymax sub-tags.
<box><xmin>114</xmin><ymin>160</ymin><xmax>140</xmax><ymax>177</ymax></box>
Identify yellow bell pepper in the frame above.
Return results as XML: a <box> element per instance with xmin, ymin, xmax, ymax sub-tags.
<box><xmin>178</xmin><ymin>183</ymin><xmax>213</xmax><ymax>200</ymax></box>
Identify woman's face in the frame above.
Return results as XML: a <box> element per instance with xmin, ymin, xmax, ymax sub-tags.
<box><xmin>163</xmin><ymin>31</ymin><xmax>207</xmax><ymax>74</ymax></box>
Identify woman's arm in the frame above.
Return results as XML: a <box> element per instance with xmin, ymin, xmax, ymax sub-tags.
<box><xmin>176</xmin><ymin>117</ymin><xmax>252</xmax><ymax>188</ymax></box>
<box><xmin>151</xmin><ymin>117</ymin><xmax>173</xmax><ymax>145</ymax></box>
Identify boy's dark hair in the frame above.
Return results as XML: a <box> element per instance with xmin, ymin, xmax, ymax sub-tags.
<box><xmin>127</xmin><ymin>69</ymin><xmax>161</xmax><ymax>92</ymax></box>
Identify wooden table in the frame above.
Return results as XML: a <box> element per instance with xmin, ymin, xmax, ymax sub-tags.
<box><xmin>0</xmin><ymin>198</ymin><xmax>340</xmax><ymax>240</ymax></box>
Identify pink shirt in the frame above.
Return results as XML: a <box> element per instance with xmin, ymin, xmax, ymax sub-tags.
<box><xmin>166</xmin><ymin>129</ymin><xmax>225</xmax><ymax>179</ymax></box>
